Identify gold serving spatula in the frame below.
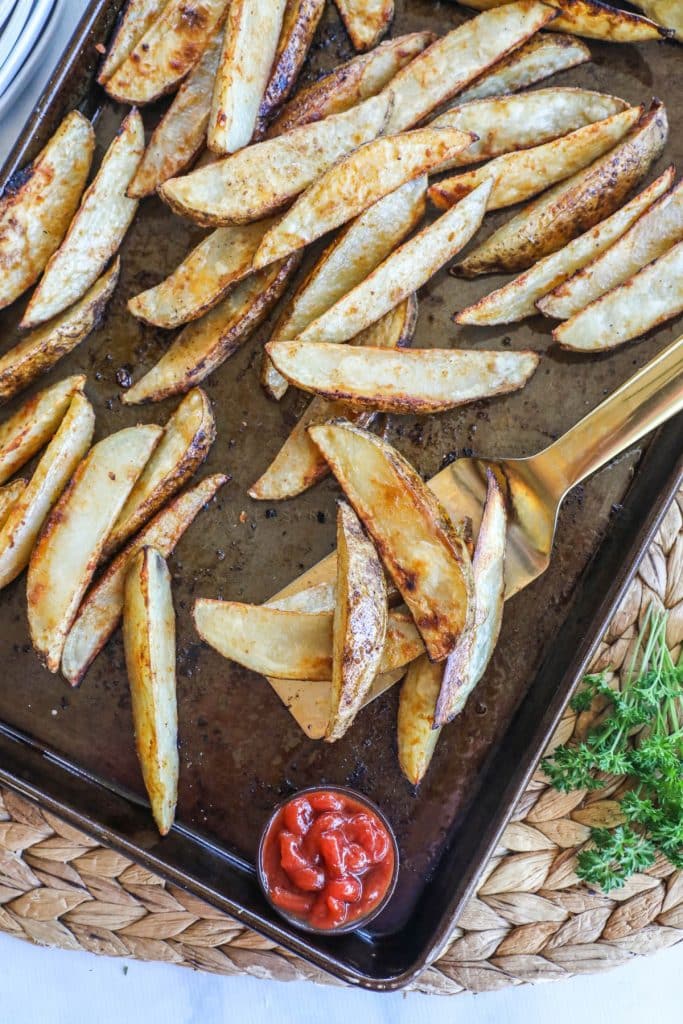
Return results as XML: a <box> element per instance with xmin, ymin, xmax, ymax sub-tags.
<box><xmin>269</xmin><ymin>334</ymin><xmax>683</xmax><ymax>737</ymax></box>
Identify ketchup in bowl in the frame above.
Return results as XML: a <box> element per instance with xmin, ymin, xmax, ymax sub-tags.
<box><xmin>258</xmin><ymin>787</ymin><xmax>398</xmax><ymax>933</ymax></box>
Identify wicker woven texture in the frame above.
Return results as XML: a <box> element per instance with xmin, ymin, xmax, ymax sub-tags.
<box><xmin>0</xmin><ymin>491</ymin><xmax>682</xmax><ymax>994</ymax></box>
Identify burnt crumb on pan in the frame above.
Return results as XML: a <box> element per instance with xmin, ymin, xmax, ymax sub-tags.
<box><xmin>316</xmin><ymin>510</ymin><xmax>326</xmax><ymax>523</ymax></box>
<box><xmin>265</xmin><ymin>508</ymin><xmax>277</xmax><ymax>519</ymax></box>
<box><xmin>116</xmin><ymin>366</ymin><xmax>132</xmax><ymax>388</ymax></box>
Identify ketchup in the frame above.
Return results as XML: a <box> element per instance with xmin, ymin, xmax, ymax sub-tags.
<box><xmin>259</xmin><ymin>788</ymin><xmax>397</xmax><ymax>931</ymax></box>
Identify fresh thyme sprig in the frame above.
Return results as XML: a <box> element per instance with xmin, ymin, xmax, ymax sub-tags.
<box><xmin>541</xmin><ymin>607</ymin><xmax>683</xmax><ymax>892</ymax></box>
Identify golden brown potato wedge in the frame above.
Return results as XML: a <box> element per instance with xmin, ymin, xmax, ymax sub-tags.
<box><xmin>123</xmin><ymin>254</ymin><xmax>299</xmax><ymax>404</ymax></box>
<box><xmin>459</xmin><ymin>0</ymin><xmax>669</xmax><ymax>41</ymax></box>
<box><xmin>333</xmin><ymin>0</ymin><xmax>393</xmax><ymax>51</ymax></box>
<box><xmin>250</xmin><ymin>297</ymin><xmax>417</xmax><ymax>500</ymax></box>
<box><xmin>267</xmin><ymin>580</ymin><xmax>336</xmax><ymax>613</ymax></box>
<box><xmin>0</xmin><ymin>393</ymin><xmax>94</xmax><ymax>590</ymax></box>
<box><xmin>27</xmin><ymin>424</ymin><xmax>162</xmax><ymax>672</ymax></box>
<box><xmin>429</xmin><ymin>105</ymin><xmax>641</xmax><ymax>212</ymax></box>
<box><xmin>0</xmin><ymin>111</ymin><xmax>94</xmax><ymax>312</ymax></box>
<box><xmin>61</xmin><ymin>474</ymin><xmax>227</xmax><ymax>686</ymax></box>
<box><xmin>260</xmin><ymin>177</ymin><xmax>426</xmax><ymax>400</ymax></box>
<box><xmin>104</xmin><ymin>0</ymin><xmax>230</xmax><ymax>105</ymax></box>
<box><xmin>21</xmin><ymin>111</ymin><xmax>144</xmax><ymax>329</ymax></box>
<box><xmin>539</xmin><ymin>177</ymin><xmax>683</xmax><ymax>320</ymax></box>
<box><xmin>294</xmin><ymin>180</ymin><xmax>492</xmax><ymax>345</ymax></box>
<box><xmin>123</xmin><ymin>546</ymin><xmax>178</xmax><ymax>835</ymax></box>
<box><xmin>98</xmin><ymin>0</ymin><xmax>170</xmax><ymax>83</ymax></box>
<box><xmin>268</xmin><ymin>341</ymin><xmax>539</xmax><ymax>413</ymax></box>
<box><xmin>553</xmin><ymin>240</ymin><xmax>683</xmax><ymax>352</ymax></box>
<box><xmin>0</xmin><ymin>375</ymin><xmax>85</xmax><ymax>486</ymax></box>
<box><xmin>103</xmin><ymin>388</ymin><xmax>215</xmax><ymax>560</ymax></box>
<box><xmin>208</xmin><ymin>0</ymin><xmax>288</xmax><ymax>154</ymax></box>
<box><xmin>253</xmin><ymin>128</ymin><xmax>474</xmax><ymax>268</ymax></box>
<box><xmin>456</xmin><ymin>33</ymin><xmax>590</xmax><ymax>103</ymax></box>
<box><xmin>327</xmin><ymin>501</ymin><xmax>387</xmax><ymax>741</ymax></box>
<box><xmin>383</xmin><ymin>1</ymin><xmax>557</xmax><ymax>134</ymax></box>
<box><xmin>159</xmin><ymin>92</ymin><xmax>390</xmax><ymax>226</ymax></box>
<box><xmin>455</xmin><ymin>167</ymin><xmax>675</xmax><ymax>325</ymax></box>
<box><xmin>309</xmin><ymin>422</ymin><xmax>474</xmax><ymax>661</ymax></box>
<box><xmin>128</xmin><ymin>218</ymin><xmax>277</xmax><ymax>328</ymax></box>
<box><xmin>0</xmin><ymin>261</ymin><xmax>119</xmax><ymax>404</ymax></box>
<box><xmin>126</xmin><ymin>28</ymin><xmax>223</xmax><ymax>199</ymax></box>
<box><xmin>455</xmin><ymin>101</ymin><xmax>668</xmax><ymax>276</ymax></box>
<box><xmin>632</xmin><ymin>0</ymin><xmax>683</xmax><ymax>40</ymax></box>
<box><xmin>0</xmin><ymin>478</ymin><xmax>26</xmax><ymax>527</ymax></box>
<box><xmin>397</xmin><ymin>655</ymin><xmax>443</xmax><ymax>786</ymax></box>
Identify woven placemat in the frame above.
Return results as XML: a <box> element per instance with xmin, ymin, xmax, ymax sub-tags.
<box><xmin>0</xmin><ymin>491</ymin><xmax>681</xmax><ymax>995</ymax></box>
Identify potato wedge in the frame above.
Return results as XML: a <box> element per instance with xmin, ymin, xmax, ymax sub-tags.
<box><xmin>98</xmin><ymin>0</ymin><xmax>170</xmax><ymax>83</ymax></box>
<box><xmin>250</xmin><ymin>297</ymin><xmax>417</xmax><ymax>500</ymax></box>
<box><xmin>253</xmin><ymin>128</ymin><xmax>474</xmax><ymax>268</ymax></box>
<box><xmin>429</xmin><ymin>105</ymin><xmax>641</xmax><ymax>212</ymax></box>
<box><xmin>268</xmin><ymin>341</ymin><xmax>539</xmax><ymax>413</ymax></box>
<box><xmin>455</xmin><ymin>167</ymin><xmax>675</xmax><ymax>325</ymax></box>
<box><xmin>123</xmin><ymin>546</ymin><xmax>178</xmax><ymax>835</ymax></box>
<box><xmin>383</xmin><ymin>1</ymin><xmax>557</xmax><ymax>134</ymax></box>
<box><xmin>293</xmin><ymin>180</ymin><xmax>492</xmax><ymax>346</ymax></box>
<box><xmin>103</xmin><ymin>388</ymin><xmax>215</xmax><ymax>560</ymax></box>
<box><xmin>21</xmin><ymin>111</ymin><xmax>144</xmax><ymax>330</ymax></box>
<box><xmin>126</xmin><ymin>28</ymin><xmax>223</xmax><ymax>199</ymax></box>
<box><xmin>27</xmin><ymin>424</ymin><xmax>162</xmax><ymax>672</ymax></box>
<box><xmin>261</xmin><ymin>177</ymin><xmax>426</xmax><ymax>400</ymax></box>
<box><xmin>309</xmin><ymin>422</ymin><xmax>474</xmax><ymax>661</ymax></box>
<box><xmin>0</xmin><ymin>375</ymin><xmax>85</xmax><ymax>486</ymax></box>
<box><xmin>61</xmin><ymin>474</ymin><xmax>227</xmax><ymax>686</ymax></box>
<box><xmin>434</xmin><ymin>470</ymin><xmax>506</xmax><ymax>726</ymax></box>
<box><xmin>128</xmin><ymin>219</ymin><xmax>277</xmax><ymax>328</ymax></box>
<box><xmin>268</xmin><ymin>32</ymin><xmax>434</xmax><ymax>137</ymax></box>
<box><xmin>539</xmin><ymin>177</ymin><xmax>683</xmax><ymax>320</ymax></box>
<box><xmin>459</xmin><ymin>0</ymin><xmax>669</xmax><ymax>41</ymax></box>
<box><xmin>633</xmin><ymin>1</ymin><xmax>683</xmax><ymax>40</ymax></box>
<box><xmin>267</xmin><ymin>580</ymin><xmax>336</xmax><ymax>613</ymax></box>
<box><xmin>104</xmin><ymin>0</ymin><xmax>230</xmax><ymax>105</ymax></box>
<box><xmin>0</xmin><ymin>393</ymin><xmax>94</xmax><ymax>590</ymax></box>
<box><xmin>0</xmin><ymin>261</ymin><xmax>119</xmax><ymax>404</ymax></box>
<box><xmin>333</xmin><ymin>0</ymin><xmax>393</xmax><ymax>51</ymax></box>
<box><xmin>159</xmin><ymin>92</ymin><xmax>390</xmax><ymax>226</ymax></box>
<box><xmin>0</xmin><ymin>111</ymin><xmax>94</xmax><ymax>312</ymax></box>
<box><xmin>553</xmin><ymin>239</ymin><xmax>683</xmax><ymax>352</ymax></box>
<box><xmin>122</xmin><ymin>254</ymin><xmax>299</xmax><ymax>404</ymax></box>
<box><xmin>456</xmin><ymin>33</ymin><xmax>590</xmax><ymax>104</ymax></box>
<box><xmin>0</xmin><ymin>478</ymin><xmax>26</xmax><ymax>527</ymax></box>
<box><xmin>455</xmin><ymin>101</ymin><xmax>667</xmax><ymax>276</ymax></box>
<box><xmin>397</xmin><ymin>655</ymin><xmax>443</xmax><ymax>786</ymax></box>
<box><xmin>254</xmin><ymin>0</ymin><xmax>327</xmax><ymax>138</ymax></box>
<box><xmin>208</xmin><ymin>0</ymin><xmax>288</xmax><ymax>154</ymax></box>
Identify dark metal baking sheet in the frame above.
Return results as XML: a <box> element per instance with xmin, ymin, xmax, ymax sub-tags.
<box><xmin>0</xmin><ymin>0</ymin><xmax>681</xmax><ymax>989</ymax></box>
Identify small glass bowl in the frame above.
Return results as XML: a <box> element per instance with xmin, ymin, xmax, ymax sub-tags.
<box><xmin>257</xmin><ymin>785</ymin><xmax>400</xmax><ymax>936</ymax></box>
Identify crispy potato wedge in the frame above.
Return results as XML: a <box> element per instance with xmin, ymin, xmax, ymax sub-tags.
<box><xmin>251</xmin><ymin>297</ymin><xmax>417</xmax><ymax>500</ymax></box>
<box><xmin>327</xmin><ymin>501</ymin><xmax>387</xmax><ymax>741</ymax></box>
<box><xmin>457</xmin><ymin>33</ymin><xmax>590</xmax><ymax>103</ymax></box>
<box><xmin>633</xmin><ymin>1</ymin><xmax>683</xmax><ymax>40</ymax></box>
<box><xmin>62</xmin><ymin>474</ymin><xmax>227</xmax><ymax>686</ymax></box>
<box><xmin>253</xmin><ymin>128</ymin><xmax>474</xmax><ymax>268</ymax></box>
<box><xmin>105</xmin><ymin>0</ymin><xmax>230</xmax><ymax>105</ymax></box>
<box><xmin>294</xmin><ymin>180</ymin><xmax>492</xmax><ymax>345</ymax></box>
<box><xmin>430</xmin><ymin>105</ymin><xmax>641</xmax><ymax>212</ymax></box>
<box><xmin>261</xmin><ymin>178</ymin><xmax>426</xmax><ymax>400</ymax></box>
<box><xmin>21</xmin><ymin>111</ymin><xmax>144</xmax><ymax>330</ymax></box>
<box><xmin>27</xmin><ymin>424</ymin><xmax>162</xmax><ymax>672</ymax></box>
<box><xmin>123</xmin><ymin>546</ymin><xmax>178</xmax><ymax>835</ymax></box>
<box><xmin>459</xmin><ymin>0</ymin><xmax>669</xmax><ymax>41</ymax></box>
<box><xmin>159</xmin><ymin>92</ymin><xmax>390</xmax><ymax>226</ymax></box>
<box><xmin>103</xmin><ymin>388</ymin><xmax>215</xmax><ymax>560</ymax></box>
<box><xmin>0</xmin><ymin>111</ymin><xmax>94</xmax><ymax>312</ymax></box>
<box><xmin>539</xmin><ymin>177</ymin><xmax>683</xmax><ymax>320</ymax></box>
<box><xmin>455</xmin><ymin>101</ymin><xmax>668</xmax><ymax>276</ymax></box>
<box><xmin>553</xmin><ymin>239</ymin><xmax>683</xmax><ymax>352</ymax></box>
<box><xmin>383</xmin><ymin>1</ymin><xmax>557</xmax><ymax>134</ymax></box>
<box><xmin>127</xmin><ymin>28</ymin><xmax>223</xmax><ymax>199</ymax></box>
<box><xmin>333</xmin><ymin>0</ymin><xmax>393</xmax><ymax>51</ymax></box>
<box><xmin>309</xmin><ymin>422</ymin><xmax>474</xmax><ymax>661</ymax></box>
<box><xmin>0</xmin><ymin>393</ymin><xmax>94</xmax><ymax>590</ymax></box>
<box><xmin>268</xmin><ymin>341</ymin><xmax>539</xmax><ymax>413</ymax></box>
<box><xmin>0</xmin><ymin>375</ymin><xmax>85</xmax><ymax>486</ymax></box>
<box><xmin>455</xmin><ymin>167</ymin><xmax>675</xmax><ymax>325</ymax></box>
<box><xmin>268</xmin><ymin>32</ymin><xmax>434</xmax><ymax>137</ymax></box>
<box><xmin>434</xmin><ymin>470</ymin><xmax>506</xmax><ymax>726</ymax></box>
<box><xmin>208</xmin><ymin>0</ymin><xmax>288</xmax><ymax>154</ymax></box>
<box><xmin>123</xmin><ymin>254</ymin><xmax>299</xmax><ymax>404</ymax></box>
<box><xmin>128</xmin><ymin>218</ymin><xmax>277</xmax><ymax>328</ymax></box>
<box><xmin>267</xmin><ymin>580</ymin><xmax>336</xmax><ymax>613</ymax></box>
<box><xmin>98</xmin><ymin>0</ymin><xmax>170</xmax><ymax>83</ymax></box>
<box><xmin>397</xmin><ymin>655</ymin><xmax>443</xmax><ymax>786</ymax></box>
<box><xmin>0</xmin><ymin>261</ymin><xmax>119</xmax><ymax>404</ymax></box>
<box><xmin>0</xmin><ymin>478</ymin><xmax>26</xmax><ymax>527</ymax></box>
